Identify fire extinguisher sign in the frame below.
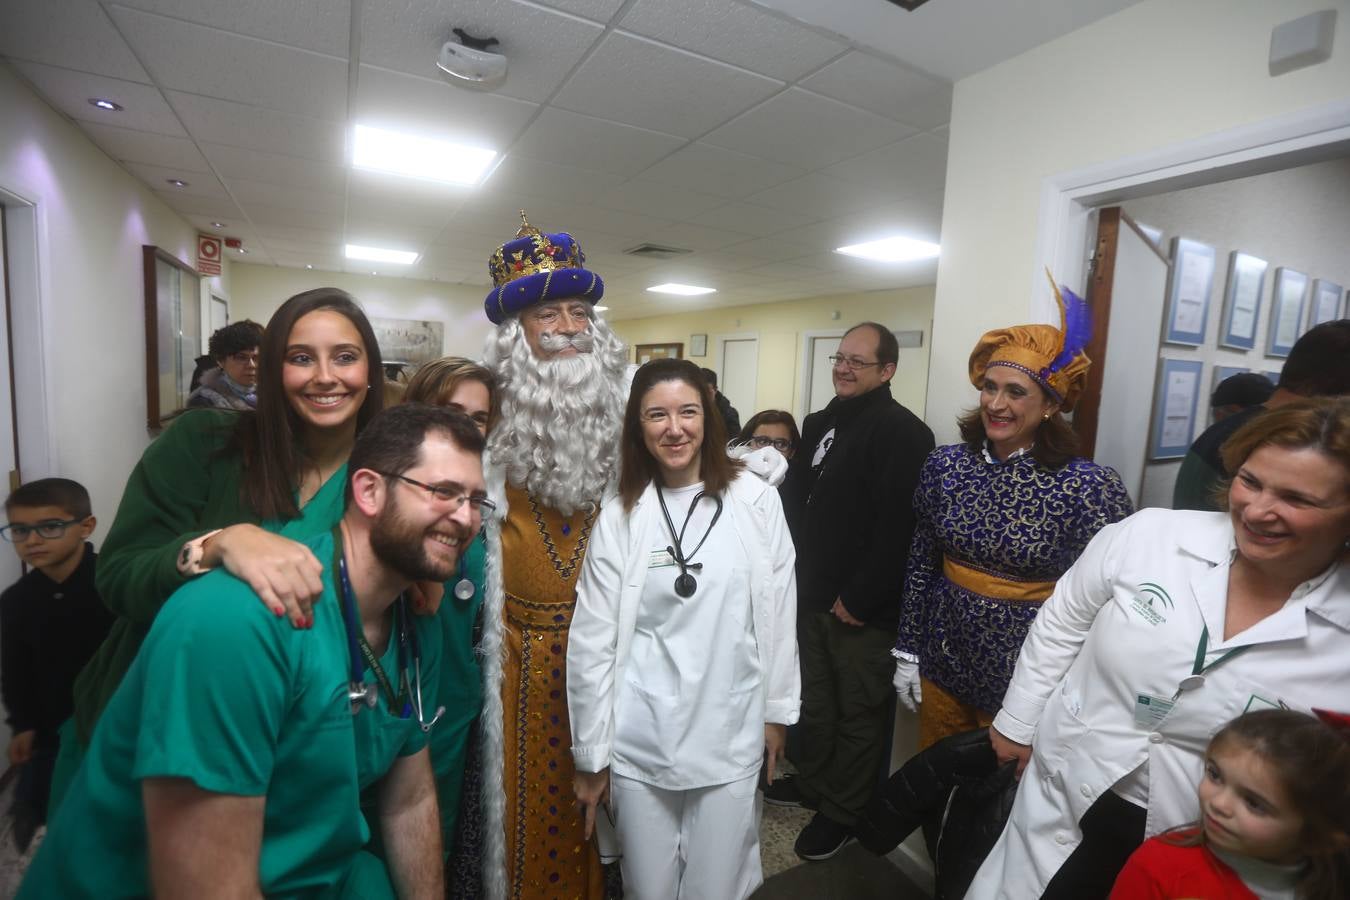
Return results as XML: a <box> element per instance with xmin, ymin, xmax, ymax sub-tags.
<box><xmin>197</xmin><ymin>234</ymin><xmax>222</xmax><ymax>275</ymax></box>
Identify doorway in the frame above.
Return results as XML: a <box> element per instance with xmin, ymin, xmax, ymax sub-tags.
<box><xmin>717</xmin><ymin>334</ymin><xmax>758</xmax><ymax>428</ymax></box>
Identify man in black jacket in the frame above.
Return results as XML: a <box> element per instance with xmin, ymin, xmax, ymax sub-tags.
<box><xmin>775</xmin><ymin>322</ymin><xmax>935</xmax><ymax>861</ymax></box>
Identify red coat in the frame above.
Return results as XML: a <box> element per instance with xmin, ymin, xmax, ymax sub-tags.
<box><xmin>1110</xmin><ymin>833</ymin><xmax>1258</xmax><ymax>900</ymax></box>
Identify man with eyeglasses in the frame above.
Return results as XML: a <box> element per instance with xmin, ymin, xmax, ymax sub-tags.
<box><xmin>19</xmin><ymin>405</ymin><xmax>485</xmax><ymax>899</ymax></box>
<box><xmin>188</xmin><ymin>320</ymin><xmax>264</xmax><ymax>411</ymax></box>
<box><xmin>775</xmin><ymin>322</ymin><xmax>935</xmax><ymax>861</ymax></box>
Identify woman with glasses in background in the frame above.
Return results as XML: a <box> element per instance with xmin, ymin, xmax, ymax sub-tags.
<box><xmin>568</xmin><ymin>359</ymin><xmax>799</xmax><ymax>900</ymax></box>
<box><xmin>893</xmin><ymin>285</ymin><xmax>1134</xmax><ymax>750</ymax></box>
<box><xmin>736</xmin><ymin>410</ymin><xmax>801</xmax><ymax>462</ymax></box>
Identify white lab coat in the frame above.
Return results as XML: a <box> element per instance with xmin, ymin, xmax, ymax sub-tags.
<box><xmin>567</xmin><ymin>472</ymin><xmax>800</xmax><ymax>778</ymax></box>
<box><xmin>967</xmin><ymin>508</ymin><xmax>1350</xmax><ymax>900</ymax></box>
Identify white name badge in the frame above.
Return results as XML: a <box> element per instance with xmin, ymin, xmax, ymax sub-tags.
<box><xmin>648</xmin><ymin>549</ymin><xmax>677</xmax><ymax>569</ymax></box>
<box><xmin>1134</xmin><ymin>693</ymin><xmax>1175</xmax><ymax>729</ymax></box>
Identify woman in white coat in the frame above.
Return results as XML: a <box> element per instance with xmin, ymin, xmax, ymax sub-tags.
<box><xmin>967</xmin><ymin>397</ymin><xmax>1350</xmax><ymax>899</ymax></box>
<box><xmin>568</xmin><ymin>358</ymin><xmax>799</xmax><ymax>900</ymax></box>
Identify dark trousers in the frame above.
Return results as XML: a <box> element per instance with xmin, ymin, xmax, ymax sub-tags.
<box><xmin>1040</xmin><ymin>791</ymin><xmax>1147</xmax><ymax>900</ymax></box>
<box><xmin>795</xmin><ymin>612</ymin><xmax>896</xmax><ymax>827</ymax></box>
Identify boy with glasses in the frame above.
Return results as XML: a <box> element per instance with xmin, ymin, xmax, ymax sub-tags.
<box><xmin>0</xmin><ymin>478</ymin><xmax>114</xmax><ymax>851</ymax></box>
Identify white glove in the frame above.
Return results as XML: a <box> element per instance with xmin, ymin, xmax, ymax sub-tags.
<box><xmin>892</xmin><ymin>656</ymin><xmax>922</xmax><ymax>713</ymax></box>
<box><xmin>728</xmin><ymin>444</ymin><xmax>789</xmax><ymax>487</ymax></box>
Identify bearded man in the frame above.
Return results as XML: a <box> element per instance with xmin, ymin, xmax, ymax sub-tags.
<box><xmin>454</xmin><ymin>214</ymin><xmax>629</xmax><ymax>900</ymax></box>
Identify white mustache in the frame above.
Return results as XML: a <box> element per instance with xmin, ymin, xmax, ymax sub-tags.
<box><xmin>538</xmin><ymin>330</ymin><xmax>595</xmax><ymax>353</ymax></box>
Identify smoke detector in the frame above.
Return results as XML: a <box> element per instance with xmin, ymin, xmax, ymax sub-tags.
<box><xmin>437</xmin><ymin>28</ymin><xmax>507</xmax><ymax>90</ymax></box>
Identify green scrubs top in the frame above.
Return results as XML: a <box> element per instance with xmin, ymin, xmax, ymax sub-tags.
<box><xmin>430</xmin><ymin>530</ymin><xmax>486</xmax><ymax>855</ymax></box>
<box><xmin>19</xmin><ymin>530</ymin><xmax>440</xmax><ymax>899</ymax></box>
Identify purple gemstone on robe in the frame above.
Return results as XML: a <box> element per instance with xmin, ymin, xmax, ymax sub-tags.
<box><xmin>550</xmin><ymin>689</ymin><xmax>561</xmax><ymax>699</ymax></box>
<box><xmin>549</xmin><ymin>805</ymin><xmax>558</xmax><ymax>815</ymax></box>
<box><xmin>548</xmin><ymin>825</ymin><xmax>559</xmax><ymax>836</ymax></box>
<box><xmin>562</xmin><ymin>522</ymin><xmax>571</xmax><ymax>536</ymax></box>
<box><xmin>552</xmin><ymin>668</ymin><xmax>561</xmax><ymax>678</ymax></box>
<box><xmin>550</xmin><ymin>873</ymin><xmax>560</xmax><ymax>883</ymax></box>
<box><xmin>553</xmin><ymin>614</ymin><xmax>565</xmax><ymax>623</ymax></box>
<box><xmin>549</xmin><ymin>736</ymin><xmax>559</xmax><ymax>747</ymax></box>
<box><xmin>549</xmin><ymin>849</ymin><xmax>558</xmax><ymax>859</ymax></box>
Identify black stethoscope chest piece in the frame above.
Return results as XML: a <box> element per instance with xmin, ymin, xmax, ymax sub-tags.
<box><xmin>657</xmin><ymin>486</ymin><xmax>722</xmax><ymax>600</ymax></box>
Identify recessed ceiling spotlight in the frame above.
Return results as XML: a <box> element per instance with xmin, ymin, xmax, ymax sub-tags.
<box><xmin>346</xmin><ymin>243</ymin><xmax>419</xmax><ymax>265</ymax></box>
<box><xmin>166</xmin><ymin>178</ymin><xmax>189</xmax><ymax>188</ymax></box>
<box><xmin>647</xmin><ymin>283</ymin><xmax>716</xmax><ymax>296</ymax></box>
<box><xmin>593</xmin><ymin>305</ymin><xmax>610</xmax><ymax>312</ymax></box>
<box><xmin>437</xmin><ymin>28</ymin><xmax>508</xmax><ymax>89</ymax></box>
<box><xmin>371</xmin><ymin>271</ymin><xmax>378</xmax><ymax>276</ymax></box>
<box><xmin>210</xmin><ymin>221</ymin><xmax>226</xmax><ymax>228</ymax></box>
<box><xmin>235</xmin><ymin>247</ymin><xmax>248</xmax><ymax>254</ymax></box>
<box><xmin>87</xmin><ymin>98</ymin><xmax>123</xmax><ymax>111</ymax></box>
<box><xmin>353</xmin><ymin>124</ymin><xmax>497</xmax><ymax>186</ymax></box>
<box><xmin>305</xmin><ymin>264</ymin><xmax>314</xmax><ymax>270</ymax></box>
<box><xmin>835</xmin><ymin>235</ymin><xmax>940</xmax><ymax>263</ymax></box>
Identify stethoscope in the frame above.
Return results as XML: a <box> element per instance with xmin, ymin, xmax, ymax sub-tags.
<box><xmin>336</xmin><ymin>553</ymin><xmax>447</xmax><ymax>734</ymax></box>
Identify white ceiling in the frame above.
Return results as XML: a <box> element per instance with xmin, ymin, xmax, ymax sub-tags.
<box><xmin>0</xmin><ymin>0</ymin><xmax>1138</xmax><ymax>319</ymax></box>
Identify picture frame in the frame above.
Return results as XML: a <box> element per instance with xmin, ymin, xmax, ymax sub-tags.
<box><xmin>1266</xmin><ymin>268</ymin><xmax>1309</xmax><ymax>358</ymax></box>
<box><xmin>635</xmin><ymin>342</ymin><xmax>683</xmax><ymax>364</ymax></box>
<box><xmin>690</xmin><ymin>333</ymin><xmax>708</xmax><ymax>357</ymax></box>
<box><xmin>1148</xmin><ymin>357</ymin><xmax>1203</xmax><ymax>460</ymax></box>
<box><xmin>1217</xmin><ymin>251</ymin><xmax>1267</xmax><ymax>350</ymax></box>
<box><xmin>1162</xmin><ymin>237</ymin><xmax>1216</xmax><ymax>346</ymax></box>
<box><xmin>1308</xmin><ymin>279</ymin><xmax>1344</xmax><ymax>327</ymax></box>
<box><xmin>143</xmin><ymin>245</ymin><xmax>203</xmax><ymax>430</ymax></box>
<box><xmin>1208</xmin><ymin>365</ymin><xmax>1249</xmax><ymax>425</ymax></box>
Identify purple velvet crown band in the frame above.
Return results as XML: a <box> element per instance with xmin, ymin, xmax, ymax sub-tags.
<box><xmin>483</xmin><ymin>230</ymin><xmax>605</xmax><ymax>324</ymax></box>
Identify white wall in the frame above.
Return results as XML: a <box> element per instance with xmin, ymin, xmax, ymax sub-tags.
<box><xmin>230</xmin><ymin>264</ymin><xmax>492</xmax><ymax>359</ymax></box>
<box><xmin>612</xmin><ymin>286</ymin><xmax>935</xmax><ymax>420</ymax></box>
<box><xmin>1122</xmin><ymin>157</ymin><xmax>1350</xmax><ymax>507</ymax></box>
<box><xmin>928</xmin><ymin>0</ymin><xmax>1350</xmax><ymax>445</ymax></box>
<box><xmin>0</xmin><ymin>62</ymin><xmax>225</xmax><ymax>536</ymax></box>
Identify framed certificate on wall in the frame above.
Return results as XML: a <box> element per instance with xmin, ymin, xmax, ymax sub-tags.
<box><xmin>1267</xmin><ymin>268</ymin><xmax>1309</xmax><ymax>357</ymax></box>
<box><xmin>1309</xmin><ymin>279</ymin><xmax>1344</xmax><ymax>327</ymax></box>
<box><xmin>1163</xmin><ymin>238</ymin><xmax>1216</xmax><ymax>346</ymax></box>
<box><xmin>1217</xmin><ymin>252</ymin><xmax>1267</xmax><ymax>351</ymax></box>
<box><xmin>1149</xmin><ymin>358</ymin><xmax>1203</xmax><ymax>460</ymax></box>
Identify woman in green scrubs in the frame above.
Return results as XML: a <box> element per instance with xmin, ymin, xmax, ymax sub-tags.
<box><xmin>52</xmin><ymin>287</ymin><xmax>386</xmax><ymax>810</ymax></box>
<box><xmin>403</xmin><ymin>357</ymin><xmax>497</xmax><ymax>857</ymax></box>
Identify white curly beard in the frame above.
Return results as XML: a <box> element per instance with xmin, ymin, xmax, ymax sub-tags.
<box><xmin>482</xmin><ymin>314</ymin><xmax>629</xmax><ymax>515</ymax></box>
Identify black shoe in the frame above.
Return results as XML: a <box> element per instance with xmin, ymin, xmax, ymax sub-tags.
<box><xmin>762</xmin><ymin>772</ymin><xmax>808</xmax><ymax>808</ymax></box>
<box><xmin>794</xmin><ymin>811</ymin><xmax>854</xmax><ymax>861</ymax></box>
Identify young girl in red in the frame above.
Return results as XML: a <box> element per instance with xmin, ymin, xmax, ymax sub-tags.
<box><xmin>1110</xmin><ymin>709</ymin><xmax>1350</xmax><ymax>900</ymax></box>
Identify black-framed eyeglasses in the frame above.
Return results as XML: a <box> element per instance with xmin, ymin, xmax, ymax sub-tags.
<box><xmin>748</xmin><ymin>436</ymin><xmax>794</xmax><ymax>452</ymax></box>
<box><xmin>828</xmin><ymin>354</ymin><xmax>881</xmax><ymax>371</ymax></box>
<box><xmin>380</xmin><ymin>472</ymin><xmax>497</xmax><ymax>516</ymax></box>
<box><xmin>0</xmin><ymin>518</ymin><xmax>85</xmax><ymax>543</ymax></box>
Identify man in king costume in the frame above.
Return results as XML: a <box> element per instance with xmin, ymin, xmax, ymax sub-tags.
<box><xmin>463</xmin><ymin>214</ymin><xmax>629</xmax><ymax>900</ymax></box>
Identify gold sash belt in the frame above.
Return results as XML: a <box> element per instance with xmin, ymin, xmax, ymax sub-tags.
<box><xmin>942</xmin><ymin>556</ymin><xmax>1055</xmax><ymax>603</ymax></box>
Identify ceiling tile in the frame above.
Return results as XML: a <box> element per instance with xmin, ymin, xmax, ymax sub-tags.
<box><xmin>0</xmin><ymin>0</ymin><xmax>151</xmax><ymax>82</ymax></box>
<box><xmin>632</xmin><ymin>142</ymin><xmax>802</xmax><ymax>200</ymax></box>
<box><xmin>721</xmin><ymin>235</ymin><xmax>818</xmax><ymax>262</ymax></box>
<box><xmin>77</xmin><ymin>121</ymin><xmax>209</xmax><ymax>171</ymax></box>
<box><xmin>358</xmin><ymin>0</ymin><xmax>604</xmax><ymax>104</ymax></box>
<box><xmin>245</xmin><ymin>202</ymin><xmax>346</xmax><ymax>231</ymax></box>
<box><xmin>112</xmin><ymin>0</ymin><xmax>351</xmax><ymax>57</ymax></box>
<box><xmin>251</xmin><ymin>224</ymin><xmax>344</xmax><ymax>244</ymax></box>
<box><xmin>109</xmin><ymin>6</ymin><xmax>346</xmax><ymax>119</ymax></box>
<box><xmin>618</xmin><ymin>0</ymin><xmax>845</xmax><ymax>82</ymax></box>
<box><xmin>354</xmin><ymin>64</ymin><xmax>538</xmax><ymax>150</ymax></box>
<box><xmin>200</xmin><ymin>143</ymin><xmax>347</xmax><ymax>193</ymax></box>
<box><xmin>151</xmin><ymin>190</ymin><xmax>242</xmax><ymax>219</ymax></box>
<box><xmin>487</xmin><ymin>156</ymin><xmax>625</xmax><ymax>206</ymax></box>
<box><xmin>641</xmin><ymin>222</ymin><xmax>759</xmax><ymax>254</ymax></box>
<box><xmin>9</xmin><ymin>61</ymin><xmax>187</xmax><ymax>136</ymax></box>
<box><xmin>225</xmin><ymin>178</ymin><xmax>345</xmax><ymax>216</ymax></box>
<box><xmin>821</xmin><ymin>132</ymin><xmax>948</xmax><ymax>192</ymax></box>
<box><xmin>529</xmin><ymin>0</ymin><xmax>627</xmax><ymax>22</ymax></box>
<box><xmin>552</xmin><ymin>32</ymin><xmax>782</xmax><ymax>139</ymax></box>
<box><xmin>511</xmin><ymin>108</ymin><xmax>685</xmax><ymax>177</ymax></box>
<box><xmin>799</xmin><ymin>51</ymin><xmax>952</xmax><ymax>129</ymax></box>
<box><xmin>703</xmin><ymin>87</ymin><xmax>915</xmax><ymax>169</ymax></box>
<box><xmin>691</xmin><ymin>200</ymin><xmax>819</xmax><ymax>237</ymax></box>
<box><xmin>593</xmin><ymin>180</ymin><xmax>725</xmax><ymax>221</ymax></box>
<box><xmin>169</xmin><ymin>92</ymin><xmax>346</xmax><ymax>162</ymax></box>
<box><xmin>743</xmin><ymin>172</ymin><xmax>895</xmax><ymax>215</ymax></box>
<box><xmin>342</xmin><ymin>218</ymin><xmax>445</xmax><ymax>251</ymax></box>
<box><xmin>128</xmin><ymin>162</ymin><xmax>229</xmax><ymax>198</ymax></box>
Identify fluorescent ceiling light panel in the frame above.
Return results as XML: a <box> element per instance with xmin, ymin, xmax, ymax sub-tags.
<box><xmin>345</xmin><ymin>244</ymin><xmax>419</xmax><ymax>265</ymax></box>
<box><xmin>835</xmin><ymin>235</ymin><xmax>941</xmax><ymax>262</ymax></box>
<box><xmin>647</xmin><ymin>283</ymin><xmax>716</xmax><ymax>296</ymax></box>
<box><xmin>353</xmin><ymin>124</ymin><xmax>496</xmax><ymax>186</ymax></box>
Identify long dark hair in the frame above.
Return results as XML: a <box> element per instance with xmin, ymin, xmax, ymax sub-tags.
<box><xmin>234</xmin><ymin>288</ymin><xmax>384</xmax><ymax>519</ymax></box>
<box><xmin>619</xmin><ymin>358</ymin><xmax>742</xmax><ymax>510</ymax></box>
<box><xmin>1165</xmin><ymin>709</ymin><xmax>1350</xmax><ymax>898</ymax></box>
